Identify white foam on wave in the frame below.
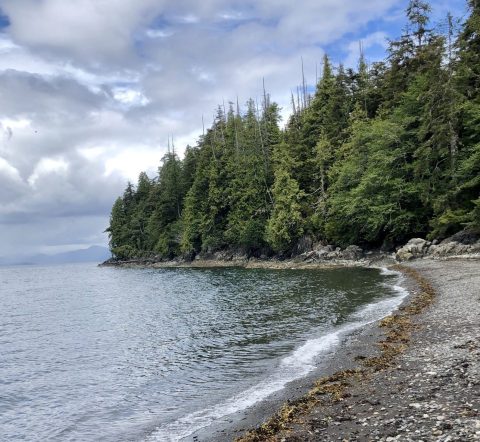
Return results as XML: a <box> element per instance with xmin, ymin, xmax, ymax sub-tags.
<box><xmin>353</xmin><ymin>287</ymin><xmax>408</xmax><ymax>325</ymax></box>
<box><xmin>280</xmin><ymin>332</ymin><xmax>340</xmax><ymax>370</ymax></box>
<box><xmin>379</xmin><ymin>267</ymin><xmax>400</xmax><ymax>276</ymax></box>
<box><xmin>146</xmin><ymin>267</ymin><xmax>409</xmax><ymax>442</ymax></box>
<box><xmin>145</xmin><ymin>331</ymin><xmax>342</xmax><ymax>442</ymax></box>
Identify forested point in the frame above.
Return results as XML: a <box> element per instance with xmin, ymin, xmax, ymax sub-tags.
<box><xmin>107</xmin><ymin>0</ymin><xmax>480</xmax><ymax>260</ymax></box>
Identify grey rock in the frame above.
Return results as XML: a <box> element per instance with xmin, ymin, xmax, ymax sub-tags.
<box><xmin>447</xmin><ymin>229</ymin><xmax>480</xmax><ymax>245</ymax></box>
<box><xmin>395</xmin><ymin>232</ymin><xmax>480</xmax><ymax>261</ymax></box>
<box><xmin>429</xmin><ymin>240</ymin><xmax>474</xmax><ymax>258</ymax></box>
<box><xmin>326</xmin><ymin>251</ymin><xmax>342</xmax><ymax>260</ymax></box>
<box><xmin>315</xmin><ymin>245</ymin><xmax>334</xmax><ymax>260</ymax></box>
<box><xmin>342</xmin><ymin>245</ymin><xmax>364</xmax><ymax>261</ymax></box>
<box><xmin>294</xmin><ymin>235</ymin><xmax>314</xmax><ymax>255</ymax></box>
<box><xmin>396</xmin><ymin>238</ymin><xmax>429</xmax><ymax>262</ymax></box>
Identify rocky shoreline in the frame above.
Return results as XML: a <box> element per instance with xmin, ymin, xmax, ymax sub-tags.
<box><xmin>232</xmin><ymin>259</ymin><xmax>480</xmax><ymax>442</ymax></box>
<box><xmin>100</xmin><ymin>230</ymin><xmax>480</xmax><ymax>269</ymax></box>
<box><xmin>394</xmin><ymin>230</ymin><xmax>480</xmax><ymax>262</ymax></box>
<box><xmin>99</xmin><ymin>233</ymin><xmax>480</xmax><ymax>441</ymax></box>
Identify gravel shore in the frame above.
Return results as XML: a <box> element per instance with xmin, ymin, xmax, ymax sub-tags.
<box><xmin>236</xmin><ymin>259</ymin><xmax>480</xmax><ymax>442</ymax></box>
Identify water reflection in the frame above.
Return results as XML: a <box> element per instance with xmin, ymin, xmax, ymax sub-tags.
<box><xmin>0</xmin><ymin>264</ymin><xmax>399</xmax><ymax>441</ymax></box>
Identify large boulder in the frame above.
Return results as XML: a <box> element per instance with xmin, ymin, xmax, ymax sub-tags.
<box><xmin>326</xmin><ymin>248</ymin><xmax>343</xmax><ymax>260</ymax></box>
<box><xmin>315</xmin><ymin>245</ymin><xmax>334</xmax><ymax>260</ymax></box>
<box><xmin>447</xmin><ymin>229</ymin><xmax>480</xmax><ymax>245</ymax></box>
<box><xmin>395</xmin><ymin>238</ymin><xmax>430</xmax><ymax>262</ymax></box>
<box><xmin>430</xmin><ymin>229</ymin><xmax>480</xmax><ymax>257</ymax></box>
<box><xmin>429</xmin><ymin>240</ymin><xmax>478</xmax><ymax>257</ymax></box>
<box><xmin>213</xmin><ymin>251</ymin><xmax>234</xmax><ymax>261</ymax></box>
<box><xmin>310</xmin><ymin>244</ymin><xmax>365</xmax><ymax>261</ymax></box>
<box><xmin>471</xmin><ymin>241</ymin><xmax>480</xmax><ymax>254</ymax></box>
<box><xmin>341</xmin><ymin>245</ymin><xmax>364</xmax><ymax>260</ymax></box>
<box><xmin>395</xmin><ymin>230</ymin><xmax>480</xmax><ymax>261</ymax></box>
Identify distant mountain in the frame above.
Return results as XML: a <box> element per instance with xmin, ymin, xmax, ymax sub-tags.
<box><xmin>0</xmin><ymin>246</ymin><xmax>111</xmax><ymax>266</ymax></box>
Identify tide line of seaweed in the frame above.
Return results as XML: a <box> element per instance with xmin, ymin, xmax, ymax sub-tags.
<box><xmin>236</xmin><ymin>265</ymin><xmax>436</xmax><ymax>442</ymax></box>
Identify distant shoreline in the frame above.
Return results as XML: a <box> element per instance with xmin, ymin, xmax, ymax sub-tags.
<box><xmin>0</xmin><ymin>246</ymin><xmax>110</xmax><ymax>267</ymax></box>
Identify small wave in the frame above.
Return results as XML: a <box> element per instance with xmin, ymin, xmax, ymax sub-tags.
<box><xmin>146</xmin><ymin>268</ymin><xmax>409</xmax><ymax>441</ymax></box>
<box><xmin>379</xmin><ymin>266</ymin><xmax>400</xmax><ymax>276</ymax></box>
<box><xmin>353</xmin><ymin>288</ymin><xmax>408</xmax><ymax>324</ymax></box>
<box><xmin>392</xmin><ymin>284</ymin><xmax>408</xmax><ymax>295</ymax></box>
<box><xmin>280</xmin><ymin>332</ymin><xmax>339</xmax><ymax>369</ymax></box>
<box><xmin>146</xmin><ymin>331</ymin><xmax>342</xmax><ymax>442</ymax></box>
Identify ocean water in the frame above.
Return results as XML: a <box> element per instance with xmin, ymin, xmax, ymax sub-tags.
<box><xmin>0</xmin><ymin>263</ymin><xmax>406</xmax><ymax>441</ymax></box>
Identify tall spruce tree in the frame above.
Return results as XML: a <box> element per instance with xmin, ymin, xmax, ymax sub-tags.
<box><xmin>266</xmin><ymin>142</ymin><xmax>305</xmax><ymax>253</ymax></box>
<box><xmin>326</xmin><ymin>112</ymin><xmax>423</xmax><ymax>247</ymax></box>
<box><xmin>107</xmin><ymin>0</ymin><xmax>480</xmax><ymax>260</ymax></box>
<box><xmin>225</xmin><ymin>100</ymin><xmax>271</xmax><ymax>252</ymax></box>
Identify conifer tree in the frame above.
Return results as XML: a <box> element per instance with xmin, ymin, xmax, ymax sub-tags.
<box><xmin>106</xmin><ymin>197</ymin><xmax>129</xmax><ymax>253</ymax></box>
<box><xmin>266</xmin><ymin>142</ymin><xmax>305</xmax><ymax>253</ymax></box>
<box><xmin>296</xmin><ymin>55</ymin><xmax>335</xmax><ymax>192</ymax></box>
<box><xmin>326</xmin><ymin>113</ymin><xmax>423</xmax><ymax>246</ymax></box>
<box><xmin>107</xmin><ymin>0</ymin><xmax>480</xmax><ymax>260</ymax></box>
<box><xmin>457</xmin><ymin>0</ymin><xmax>480</xmax><ymax>99</ymax></box>
<box><xmin>130</xmin><ymin>172</ymin><xmax>153</xmax><ymax>251</ymax></box>
<box><xmin>145</xmin><ymin>151</ymin><xmax>185</xmax><ymax>255</ymax></box>
<box><xmin>406</xmin><ymin>0</ymin><xmax>432</xmax><ymax>48</ymax></box>
<box><xmin>225</xmin><ymin>100</ymin><xmax>270</xmax><ymax>252</ymax></box>
<box><xmin>384</xmin><ymin>1</ymin><xmax>433</xmax><ymax>107</ymax></box>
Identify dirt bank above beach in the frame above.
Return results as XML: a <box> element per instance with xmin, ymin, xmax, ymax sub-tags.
<box><xmin>236</xmin><ymin>259</ymin><xmax>480</xmax><ymax>442</ymax></box>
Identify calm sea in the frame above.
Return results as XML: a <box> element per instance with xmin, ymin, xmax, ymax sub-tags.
<box><xmin>0</xmin><ymin>263</ymin><xmax>406</xmax><ymax>441</ymax></box>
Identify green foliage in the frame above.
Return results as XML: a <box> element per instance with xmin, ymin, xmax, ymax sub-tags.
<box><xmin>470</xmin><ymin>199</ymin><xmax>480</xmax><ymax>229</ymax></box>
<box><xmin>326</xmin><ymin>118</ymin><xmax>424</xmax><ymax>246</ymax></box>
<box><xmin>111</xmin><ymin>245</ymin><xmax>138</xmax><ymax>260</ymax></box>
<box><xmin>266</xmin><ymin>168</ymin><xmax>305</xmax><ymax>253</ymax></box>
<box><xmin>107</xmin><ymin>1</ymin><xmax>480</xmax><ymax>258</ymax></box>
<box><xmin>456</xmin><ymin>0</ymin><xmax>480</xmax><ymax>99</ymax></box>
<box><xmin>429</xmin><ymin>209</ymin><xmax>471</xmax><ymax>239</ymax></box>
<box><xmin>154</xmin><ymin>221</ymin><xmax>183</xmax><ymax>258</ymax></box>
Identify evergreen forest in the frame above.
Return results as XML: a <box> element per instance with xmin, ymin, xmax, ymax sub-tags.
<box><xmin>107</xmin><ymin>0</ymin><xmax>480</xmax><ymax>260</ymax></box>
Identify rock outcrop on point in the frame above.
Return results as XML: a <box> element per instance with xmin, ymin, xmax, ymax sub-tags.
<box><xmin>102</xmin><ymin>229</ymin><xmax>480</xmax><ymax>267</ymax></box>
<box><xmin>301</xmin><ymin>244</ymin><xmax>366</xmax><ymax>263</ymax></box>
<box><xmin>395</xmin><ymin>238</ymin><xmax>431</xmax><ymax>262</ymax></box>
<box><xmin>396</xmin><ymin>230</ymin><xmax>480</xmax><ymax>262</ymax></box>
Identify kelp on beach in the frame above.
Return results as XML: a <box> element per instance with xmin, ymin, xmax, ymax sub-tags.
<box><xmin>236</xmin><ymin>265</ymin><xmax>437</xmax><ymax>441</ymax></box>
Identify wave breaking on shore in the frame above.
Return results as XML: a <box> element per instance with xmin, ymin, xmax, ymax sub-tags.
<box><xmin>145</xmin><ymin>267</ymin><xmax>409</xmax><ymax>442</ymax></box>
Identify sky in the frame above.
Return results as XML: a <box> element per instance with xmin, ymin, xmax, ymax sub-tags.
<box><xmin>0</xmin><ymin>0</ymin><xmax>467</xmax><ymax>258</ymax></box>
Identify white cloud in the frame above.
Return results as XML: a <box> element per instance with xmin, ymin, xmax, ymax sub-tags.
<box><xmin>0</xmin><ymin>156</ymin><xmax>22</xmax><ymax>182</ymax></box>
<box><xmin>112</xmin><ymin>87</ymin><xmax>150</xmax><ymax>107</ymax></box>
<box><xmin>1</xmin><ymin>0</ymin><xmax>165</xmax><ymax>65</ymax></box>
<box><xmin>145</xmin><ymin>29</ymin><xmax>174</xmax><ymax>39</ymax></box>
<box><xmin>217</xmin><ymin>11</ymin><xmax>245</xmax><ymax>21</ymax></box>
<box><xmin>0</xmin><ymin>117</ymin><xmax>31</xmax><ymax>129</ymax></box>
<box><xmin>344</xmin><ymin>31</ymin><xmax>389</xmax><ymax>68</ymax></box>
<box><xmin>175</xmin><ymin>14</ymin><xmax>200</xmax><ymax>24</ymax></box>
<box><xmin>28</xmin><ymin>157</ymin><xmax>69</xmax><ymax>186</ymax></box>
<box><xmin>78</xmin><ymin>146</ymin><xmax>107</xmax><ymax>161</ymax></box>
<box><xmin>0</xmin><ymin>33</ymin><xmax>19</xmax><ymax>52</ymax></box>
<box><xmin>0</xmin><ymin>0</ymin><xmax>419</xmax><ymax>256</ymax></box>
<box><xmin>104</xmin><ymin>147</ymin><xmax>161</xmax><ymax>181</ymax></box>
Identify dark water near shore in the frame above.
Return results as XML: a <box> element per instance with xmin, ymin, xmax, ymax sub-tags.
<box><xmin>0</xmin><ymin>263</ymin><xmax>406</xmax><ymax>441</ymax></box>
